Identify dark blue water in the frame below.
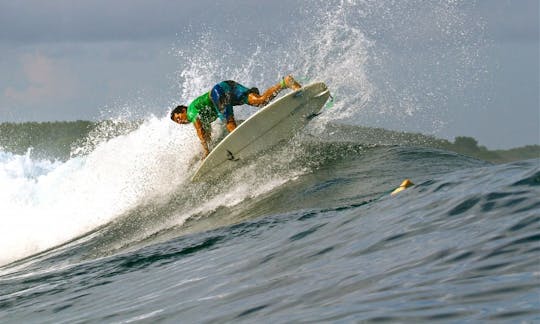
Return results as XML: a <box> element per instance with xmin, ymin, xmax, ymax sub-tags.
<box><xmin>1</xmin><ymin>142</ymin><xmax>539</xmax><ymax>323</ymax></box>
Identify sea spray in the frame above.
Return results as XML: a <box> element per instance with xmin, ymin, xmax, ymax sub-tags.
<box><xmin>292</xmin><ymin>0</ymin><xmax>487</xmax><ymax>135</ymax></box>
<box><xmin>0</xmin><ymin>117</ymin><xmax>198</xmax><ymax>266</ymax></box>
<box><xmin>0</xmin><ymin>114</ymin><xmax>298</xmax><ymax>265</ymax></box>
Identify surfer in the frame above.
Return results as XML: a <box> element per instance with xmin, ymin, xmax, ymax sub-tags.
<box><xmin>170</xmin><ymin>75</ymin><xmax>302</xmax><ymax>158</ymax></box>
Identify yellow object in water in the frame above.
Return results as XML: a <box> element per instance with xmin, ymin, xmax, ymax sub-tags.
<box><xmin>391</xmin><ymin>179</ymin><xmax>414</xmax><ymax>196</ymax></box>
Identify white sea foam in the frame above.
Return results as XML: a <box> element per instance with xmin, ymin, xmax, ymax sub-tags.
<box><xmin>0</xmin><ymin>117</ymin><xmax>200</xmax><ymax>266</ymax></box>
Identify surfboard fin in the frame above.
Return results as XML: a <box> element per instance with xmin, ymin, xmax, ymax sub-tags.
<box><xmin>306</xmin><ymin>112</ymin><xmax>321</xmax><ymax>120</ymax></box>
<box><xmin>226</xmin><ymin>150</ymin><xmax>239</xmax><ymax>161</ymax></box>
<box><xmin>325</xmin><ymin>93</ymin><xmax>334</xmax><ymax>109</ymax></box>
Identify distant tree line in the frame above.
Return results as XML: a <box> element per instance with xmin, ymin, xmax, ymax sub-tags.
<box><xmin>1</xmin><ymin>121</ymin><xmax>538</xmax><ymax>163</ymax></box>
<box><xmin>440</xmin><ymin>136</ymin><xmax>539</xmax><ymax>163</ymax></box>
<box><xmin>323</xmin><ymin>123</ymin><xmax>539</xmax><ymax>164</ymax></box>
<box><xmin>0</xmin><ymin>120</ymin><xmax>140</xmax><ymax>160</ymax></box>
<box><xmin>0</xmin><ymin>121</ymin><xmax>94</xmax><ymax>160</ymax></box>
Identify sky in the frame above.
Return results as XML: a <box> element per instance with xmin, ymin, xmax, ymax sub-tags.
<box><xmin>0</xmin><ymin>0</ymin><xmax>538</xmax><ymax>149</ymax></box>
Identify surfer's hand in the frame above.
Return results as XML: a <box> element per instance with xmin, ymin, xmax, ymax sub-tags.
<box><xmin>202</xmin><ymin>150</ymin><xmax>209</xmax><ymax>160</ymax></box>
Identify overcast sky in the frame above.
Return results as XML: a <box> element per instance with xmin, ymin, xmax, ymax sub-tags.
<box><xmin>0</xmin><ymin>0</ymin><xmax>538</xmax><ymax>149</ymax></box>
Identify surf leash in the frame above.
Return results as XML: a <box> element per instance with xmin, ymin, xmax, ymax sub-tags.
<box><xmin>325</xmin><ymin>94</ymin><xmax>335</xmax><ymax>109</ymax></box>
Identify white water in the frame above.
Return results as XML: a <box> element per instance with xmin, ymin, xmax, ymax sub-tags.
<box><xmin>0</xmin><ymin>115</ymin><xmax>299</xmax><ymax>266</ymax></box>
<box><xmin>0</xmin><ymin>117</ymin><xmax>199</xmax><ymax>266</ymax></box>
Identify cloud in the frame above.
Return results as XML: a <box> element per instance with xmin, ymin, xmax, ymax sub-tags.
<box><xmin>474</xmin><ymin>0</ymin><xmax>539</xmax><ymax>42</ymax></box>
<box><xmin>0</xmin><ymin>0</ymin><xmax>295</xmax><ymax>43</ymax></box>
<box><xmin>4</xmin><ymin>53</ymin><xmax>78</xmax><ymax>105</ymax></box>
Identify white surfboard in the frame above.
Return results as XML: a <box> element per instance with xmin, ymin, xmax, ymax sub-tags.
<box><xmin>191</xmin><ymin>82</ymin><xmax>330</xmax><ymax>181</ymax></box>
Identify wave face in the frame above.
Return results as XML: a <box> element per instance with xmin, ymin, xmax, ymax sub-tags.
<box><xmin>1</xmin><ymin>140</ymin><xmax>539</xmax><ymax>322</ymax></box>
<box><xmin>1</xmin><ymin>0</ymin><xmax>538</xmax><ymax>322</ymax></box>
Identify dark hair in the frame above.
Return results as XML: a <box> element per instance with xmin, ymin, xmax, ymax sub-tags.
<box><xmin>170</xmin><ymin>105</ymin><xmax>187</xmax><ymax>121</ymax></box>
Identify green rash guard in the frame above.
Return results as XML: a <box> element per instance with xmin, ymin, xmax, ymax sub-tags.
<box><xmin>187</xmin><ymin>92</ymin><xmax>217</xmax><ymax>126</ymax></box>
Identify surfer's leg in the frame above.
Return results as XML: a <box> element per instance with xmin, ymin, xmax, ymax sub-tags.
<box><xmin>210</xmin><ymin>83</ymin><xmax>230</xmax><ymax>121</ymax></box>
<box><xmin>223</xmin><ymin>104</ymin><xmax>236</xmax><ymax>132</ymax></box>
<box><xmin>247</xmin><ymin>83</ymin><xmax>282</xmax><ymax>107</ymax></box>
<box><xmin>247</xmin><ymin>75</ymin><xmax>302</xmax><ymax>107</ymax></box>
<box><xmin>226</xmin><ymin>115</ymin><xmax>236</xmax><ymax>132</ymax></box>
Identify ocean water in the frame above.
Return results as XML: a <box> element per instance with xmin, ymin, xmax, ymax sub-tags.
<box><xmin>2</xmin><ymin>0</ymin><xmax>539</xmax><ymax>322</ymax></box>
<box><xmin>1</xmin><ymin>121</ymin><xmax>539</xmax><ymax>323</ymax></box>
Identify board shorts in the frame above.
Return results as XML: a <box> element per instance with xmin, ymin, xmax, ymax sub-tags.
<box><xmin>210</xmin><ymin>81</ymin><xmax>259</xmax><ymax>121</ymax></box>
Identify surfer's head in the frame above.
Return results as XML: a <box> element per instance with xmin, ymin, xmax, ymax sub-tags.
<box><xmin>170</xmin><ymin>105</ymin><xmax>189</xmax><ymax>124</ymax></box>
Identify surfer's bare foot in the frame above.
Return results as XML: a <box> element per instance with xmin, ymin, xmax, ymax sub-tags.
<box><xmin>284</xmin><ymin>75</ymin><xmax>302</xmax><ymax>91</ymax></box>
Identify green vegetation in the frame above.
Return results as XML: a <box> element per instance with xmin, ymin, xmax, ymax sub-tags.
<box><xmin>0</xmin><ymin>121</ymin><xmax>94</xmax><ymax>160</ymax></box>
<box><xmin>0</xmin><ymin>120</ymin><xmax>140</xmax><ymax>160</ymax></box>
<box><xmin>0</xmin><ymin>121</ymin><xmax>538</xmax><ymax>163</ymax></box>
<box><xmin>440</xmin><ymin>137</ymin><xmax>539</xmax><ymax>163</ymax></box>
<box><xmin>323</xmin><ymin>123</ymin><xmax>539</xmax><ymax>164</ymax></box>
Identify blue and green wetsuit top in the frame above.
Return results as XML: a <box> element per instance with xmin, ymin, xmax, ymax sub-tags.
<box><xmin>186</xmin><ymin>80</ymin><xmax>259</xmax><ymax>126</ymax></box>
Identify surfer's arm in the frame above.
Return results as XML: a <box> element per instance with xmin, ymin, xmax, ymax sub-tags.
<box><xmin>193</xmin><ymin>119</ymin><xmax>210</xmax><ymax>158</ymax></box>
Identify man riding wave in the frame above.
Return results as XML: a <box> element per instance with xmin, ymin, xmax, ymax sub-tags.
<box><xmin>171</xmin><ymin>75</ymin><xmax>301</xmax><ymax>159</ymax></box>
